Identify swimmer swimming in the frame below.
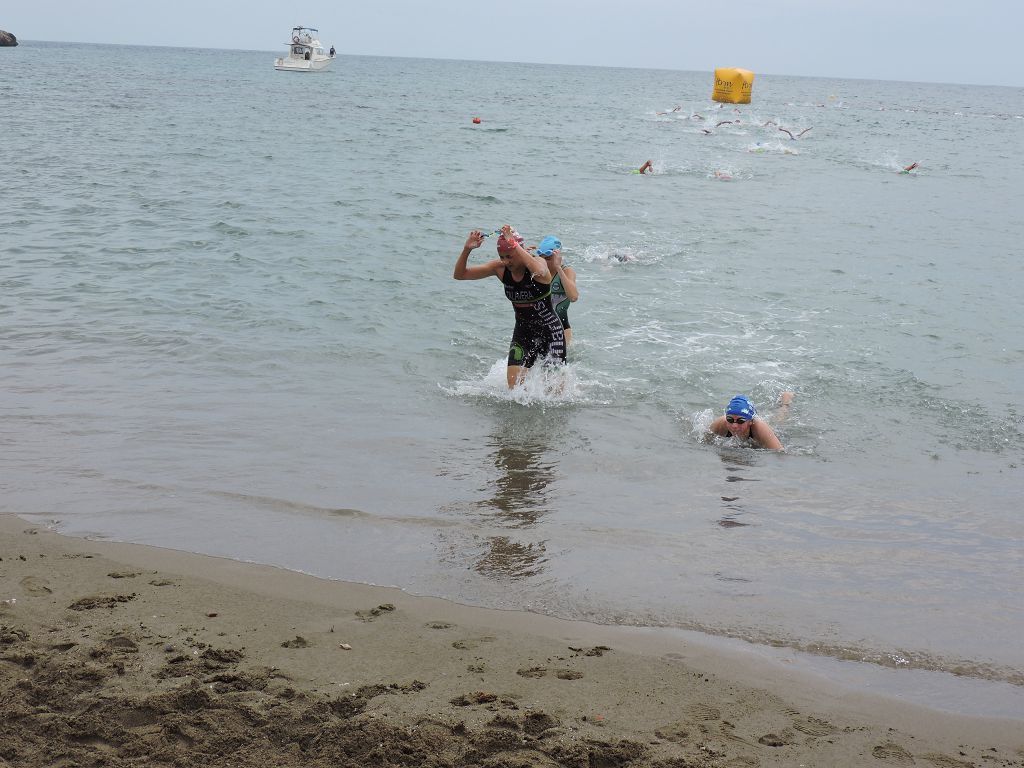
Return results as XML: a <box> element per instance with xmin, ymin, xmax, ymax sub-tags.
<box><xmin>706</xmin><ymin>393</ymin><xmax>793</xmax><ymax>450</ymax></box>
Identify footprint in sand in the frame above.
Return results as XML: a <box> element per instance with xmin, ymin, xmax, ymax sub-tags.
<box><xmin>653</xmin><ymin>724</ymin><xmax>691</xmax><ymax>744</ymax></box>
<box><xmin>716</xmin><ymin>720</ymin><xmax>757</xmax><ymax>748</ymax></box>
<box><xmin>19</xmin><ymin>576</ymin><xmax>52</xmax><ymax>595</ymax></box>
<box><xmin>872</xmin><ymin>741</ymin><xmax>916</xmax><ymax>764</ymax></box>
<box><xmin>103</xmin><ymin>635</ymin><xmax>140</xmax><ymax>653</ymax></box>
<box><xmin>568</xmin><ymin>645</ymin><xmax>612</xmax><ymax>657</ymax></box>
<box><xmin>425</xmin><ymin>622</ymin><xmax>454</xmax><ymax>630</ymax></box>
<box><xmin>107</xmin><ymin>571</ymin><xmax>141</xmax><ymax>579</ymax></box>
<box><xmin>555</xmin><ymin>669</ymin><xmax>583</xmax><ymax>680</ymax></box>
<box><xmin>516</xmin><ymin>666</ymin><xmax>548</xmax><ymax>678</ymax></box>
<box><xmin>758</xmin><ymin>732</ymin><xmax>794</xmax><ymax>747</ymax></box>
<box><xmin>450</xmin><ymin>691</ymin><xmax>498</xmax><ymax>706</ymax></box>
<box><xmin>792</xmin><ymin>716</ymin><xmax>837</xmax><ymax>737</ymax></box>
<box><xmin>68</xmin><ymin>594</ymin><xmax>136</xmax><ymax>610</ymax></box>
<box><xmin>920</xmin><ymin>755</ymin><xmax>974</xmax><ymax>768</ymax></box>
<box><xmin>451</xmin><ymin>636</ymin><xmax>496</xmax><ymax>650</ymax></box>
<box><xmin>687</xmin><ymin>703</ymin><xmax>722</xmax><ymax>721</ymax></box>
<box><xmin>355</xmin><ymin>604</ymin><xmax>395</xmax><ymax>621</ymax></box>
<box><xmin>523</xmin><ymin>711</ymin><xmax>559</xmax><ymax>736</ymax></box>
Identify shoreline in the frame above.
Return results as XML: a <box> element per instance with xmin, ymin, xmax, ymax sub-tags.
<box><xmin>2</xmin><ymin>513</ymin><xmax>1022</xmax><ymax>767</ymax></box>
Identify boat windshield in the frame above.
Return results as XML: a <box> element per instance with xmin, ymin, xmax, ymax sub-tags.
<box><xmin>290</xmin><ymin>27</ymin><xmax>319</xmax><ymax>44</ymax></box>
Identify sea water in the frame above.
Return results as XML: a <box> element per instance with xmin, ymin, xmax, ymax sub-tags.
<box><xmin>2</xmin><ymin>42</ymin><xmax>1023</xmax><ymax>703</ymax></box>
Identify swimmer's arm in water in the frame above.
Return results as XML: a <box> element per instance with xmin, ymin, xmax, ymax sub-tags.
<box><xmin>772</xmin><ymin>391</ymin><xmax>795</xmax><ymax>425</ymax></box>
<box><xmin>550</xmin><ymin>253</ymin><xmax>579</xmax><ymax>301</ymax></box>
<box><xmin>453</xmin><ymin>230</ymin><xmax>503</xmax><ymax>280</ymax></box>
<box><xmin>502</xmin><ymin>225</ymin><xmax>551</xmax><ymax>284</ymax></box>
<box><xmin>751</xmin><ymin>392</ymin><xmax>795</xmax><ymax>449</ymax></box>
<box><xmin>750</xmin><ymin>420</ymin><xmax>784</xmax><ymax>451</ymax></box>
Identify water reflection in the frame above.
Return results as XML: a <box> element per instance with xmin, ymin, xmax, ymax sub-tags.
<box><xmin>470</xmin><ymin>409</ymin><xmax>566</xmax><ymax>580</ymax></box>
<box><xmin>716</xmin><ymin>447</ymin><xmax>760</xmax><ymax>528</ymax></box>
<box><xmin>480</xmin><ymin>438</ymin><xmax>556</xmax><ymax>527</ymax></box>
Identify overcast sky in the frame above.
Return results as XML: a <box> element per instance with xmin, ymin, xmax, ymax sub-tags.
<box><xmin>5</xmin><ymin>0</ymin><xmax>1023</xmax><ymax>87</ymax></box>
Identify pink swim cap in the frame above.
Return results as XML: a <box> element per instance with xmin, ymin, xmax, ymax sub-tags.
<box><xmin>496</xmin><ymin>229</ymin><xmax>523</xmax><ymax>254</ymax></box>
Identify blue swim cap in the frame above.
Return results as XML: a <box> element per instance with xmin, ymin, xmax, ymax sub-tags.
<box><xmin>725</xmin><ymin>395</ymin><xmax>756</xmax><ymax>419</ymax></box>
<box><xmin>537</xmin><ymin>236</ymin><xmax>562</xmax><ymax>257</ymax></box>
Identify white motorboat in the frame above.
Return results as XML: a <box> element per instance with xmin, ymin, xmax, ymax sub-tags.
<box><xmin>274</xmin><ymin>26</ymin><xmax>334</xmax><ymax>72</ymax></box>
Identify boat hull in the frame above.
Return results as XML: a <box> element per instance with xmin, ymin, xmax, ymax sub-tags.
<box><xmin>274</xmin><ymin>58</ymin><xmax>331</xmax><ymax>72</ymax></box>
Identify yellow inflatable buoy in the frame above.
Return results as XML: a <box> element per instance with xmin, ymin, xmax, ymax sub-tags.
<box><xmin>712</xmin><ymin>68</ymin><xmax>754</xmax><ymax>104</ymax></box>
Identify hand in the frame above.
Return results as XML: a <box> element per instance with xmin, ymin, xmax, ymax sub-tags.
<box><xmin>549</xmin><ymin>252</ymin><xmax>563</xmax><ymax>271</ymax></box>
<box><xmin>464</xmin><ymin>230</ymin><xmax>484</xmax><ymax>250</ymax></box>
<box><xmin>779</xmin><ymin>391</ymin><xmax>794</xmax><ymax>406</ymax></box>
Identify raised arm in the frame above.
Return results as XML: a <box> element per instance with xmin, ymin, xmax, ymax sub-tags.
<box><xmin>550</xmin><ymin>254</ymin><xmax>578</xmax><ymax>301</ymax></box>
<box><xmin>773</xmin><ymin>391</ymin><xmax>795</xmax><ymax>425</ymax></box>
<box><xmin>502</xmin><ymin>225</ymin><xmax>550</xmax><ymax>283</ymax></box>
<box><xmin>453</xmin><ymin>230</ymin><xmax>501</xmax><ymax>280</ymax></box>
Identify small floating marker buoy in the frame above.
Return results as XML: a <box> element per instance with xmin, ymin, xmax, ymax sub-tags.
<box><xmin>472</xmin><ymin>117</ymin><xmax>481</xmax><ymax>124</ymax></box>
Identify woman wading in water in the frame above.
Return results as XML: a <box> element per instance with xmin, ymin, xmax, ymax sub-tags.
<box><xmin>454</xmin><ymin>225</ymin><xmax>565</xmax><ymax>388</ymax></box>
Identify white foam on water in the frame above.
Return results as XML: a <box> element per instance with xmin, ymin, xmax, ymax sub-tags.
<box><xmin>441</xmin><ymin>358</ymin><xmax>600</xmax><ymax>407</ymax></box>
<box><xmin>745</xmin><ymin>140</ymin><xmax>799</xmax><ymax>154</ymax></box>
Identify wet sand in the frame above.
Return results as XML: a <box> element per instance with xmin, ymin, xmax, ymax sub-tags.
<box><xmin>1</xmin><ymin>513</ymin><xmax>1021</xmax><ymax>767</ymax></box>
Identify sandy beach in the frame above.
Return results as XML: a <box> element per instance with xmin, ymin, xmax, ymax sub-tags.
<box><xmin>1</xmin><ymin>513</ymin><xmax>1021</xmax><ymax>767</ymax></box>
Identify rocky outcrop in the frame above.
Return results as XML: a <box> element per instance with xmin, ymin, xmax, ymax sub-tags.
<box><xmin>0</xmin><ymin>30</ymin><xmax>19</xmax><ymax>47</ymax></box>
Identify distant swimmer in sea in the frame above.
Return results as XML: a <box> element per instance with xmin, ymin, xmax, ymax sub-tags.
<box><xmin>706</xmin><ymin>393</ymin><xmax>794</xmax><ymax>450</ymax></box>
<box><xmin>656</xmin><ymin>105</ymin><xmax>684</xmax><ymax>116</ymax></box>
<box><xmin>716</xmin><ymin>120</ymin><xmax>737</xmax><ymax>128</ymax></box>
<box><xmin>634</xmin><ymin>160</ymin><xmax>654</xmax><ymax>175</ymax></box>
<box><xmin>713</xmin><ymin>169</ymin><xmax>733</xmax><ymax>181</ymax></box>
<box><xmin>454</xmin><ymin>226</ymin><xmax>565</xmax><ymax>389</ymax></box>
<box><xmin>901</xmin><ymin>162</ymin><xmax>920</xmax><ymax>173</ymax></box>
<box><xmin>535</xmin><ymin>236</ymin><xmax>579</xmax><ymax>346</ymax></box>
<box><xmin>778</xmin><ymin>127</ymin><xmax>813</xmax><ymax>140</ymax></box>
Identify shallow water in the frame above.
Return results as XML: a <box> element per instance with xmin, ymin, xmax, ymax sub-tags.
<box><xmin>2</xmin><ymin>42</ymin><xmax>1023</xmax><ymax>692</ymax></box>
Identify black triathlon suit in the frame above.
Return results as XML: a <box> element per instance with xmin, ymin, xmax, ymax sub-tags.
<box><xmin>501</xmin><ymin>267</ymin><xmax>566</xmax><ymax>368</ymax></box>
